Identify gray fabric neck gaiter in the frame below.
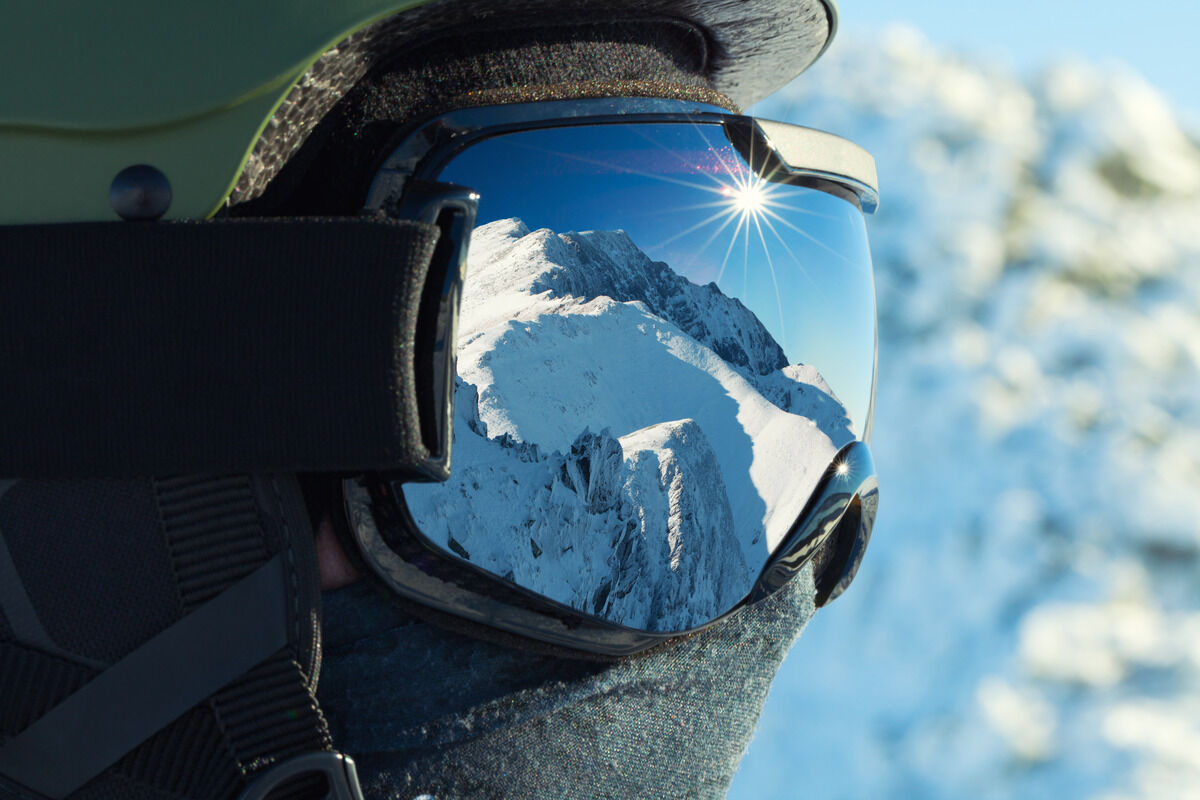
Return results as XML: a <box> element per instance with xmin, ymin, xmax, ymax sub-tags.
<box><xmin>317</xmin><ymin>565</ymin><xmax>816</xmax><ymax>799</ymax></box>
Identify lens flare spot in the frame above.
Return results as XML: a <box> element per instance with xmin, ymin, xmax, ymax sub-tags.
<box><xmin>835</xmin><ymin>460</ymin><xmax>851</xmax><ymax>477</ymax></box>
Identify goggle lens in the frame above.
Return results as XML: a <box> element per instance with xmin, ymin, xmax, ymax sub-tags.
<box><xmin>399</xmin><ymin>119</ymin><xmax>876</xmax><ymax>633</ymax></box>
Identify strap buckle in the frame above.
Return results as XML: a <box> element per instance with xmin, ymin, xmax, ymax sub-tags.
<box><xmin>239</xmin><ymin>752</ymin><xmax>364</xmax><ymax>800</ymax></box>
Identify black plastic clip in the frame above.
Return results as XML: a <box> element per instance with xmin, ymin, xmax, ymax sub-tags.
<box><xmin>238</xmin><ymin>752</ymin><xmax>365</xmax><ymax>800</ymax></box>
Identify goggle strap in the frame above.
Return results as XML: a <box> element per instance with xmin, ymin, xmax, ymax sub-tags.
<box><xmin>0</xmin><ymin>217</ymin><xmax>444</xmax><ymax>477</ymax></box>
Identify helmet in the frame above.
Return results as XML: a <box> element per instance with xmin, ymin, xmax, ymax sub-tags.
<box><xmin>0</xmin><ymin>0</ymin><xmax>837</xmax><ymax>223</ymax></box>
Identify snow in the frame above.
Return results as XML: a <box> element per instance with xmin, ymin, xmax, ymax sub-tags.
<box><xmin>403</xmin><ymin>219</ymin><xmax>852</xmax><ymax>632</ymax></box>
<box><xmin>730</xmin><ymin>26</ymin><xmax>1200</xmax><ymax>800</ymax></box>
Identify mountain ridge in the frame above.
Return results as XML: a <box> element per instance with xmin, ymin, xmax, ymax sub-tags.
<box><xmin>403</xmin><ymin>216</ymin><xmax>853</xmax><ymax>631</ymax></box>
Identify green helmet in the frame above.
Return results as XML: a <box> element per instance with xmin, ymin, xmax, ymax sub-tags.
<box><xmin>0</xmin><ymin>0</ymin><xmax>837</xmax><ymax>223</ymax></box>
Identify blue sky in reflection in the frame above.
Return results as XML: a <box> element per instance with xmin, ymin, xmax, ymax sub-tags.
<box><xmin>438</xmin><ymin>123</ymin><xmax>877</xmax><ymax>432</ymax></box>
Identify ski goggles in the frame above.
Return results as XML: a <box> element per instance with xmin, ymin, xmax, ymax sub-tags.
<box><xmin>339</xmin><ymin>98</ymin><xmax>880</xmax><ymax>655</ymax></box>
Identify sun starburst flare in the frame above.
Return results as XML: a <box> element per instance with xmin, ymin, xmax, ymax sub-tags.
<box><xmin>500</xmin><ymin>129</ymin><xmax>831</xmax><ymax>349</ymax></box>
<box><xmin>723</xmin><ymin>180</ymin><xmax>768</xmax><ymax>214</ymax></box>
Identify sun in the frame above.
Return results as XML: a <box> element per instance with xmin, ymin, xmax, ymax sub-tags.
<box><xmin>722</xmin><ymin>180</ymin><xmax>768</xmax><ymax>215</ymax></box>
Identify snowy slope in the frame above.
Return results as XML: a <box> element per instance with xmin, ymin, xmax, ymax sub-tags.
<box><xmin>403</xmin><ymin>218</ymin><xmax>854</xmax><ymax>632</ymax></box>
<box><xmin>732</xmin><ymin>27</ymin><xmax>1200</xmax><ymax>800</ymax></box>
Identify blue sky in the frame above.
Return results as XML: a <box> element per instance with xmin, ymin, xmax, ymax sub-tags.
<box><xmin>831</xmin><ymin>0</ymin><xmax>1200</xmax><ymax>123</ymax></box>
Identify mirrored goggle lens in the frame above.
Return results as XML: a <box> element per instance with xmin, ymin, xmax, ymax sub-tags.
<box><xmin>401</xmin><ymin>120</ymin><xmax>876</xmax><ymax>633</ymax></box>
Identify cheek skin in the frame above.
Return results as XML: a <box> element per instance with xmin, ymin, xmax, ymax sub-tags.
<box><xmin>315</xmin><ymin>513</ymin><xmax>362</xmax><ymax>590</ymax></box>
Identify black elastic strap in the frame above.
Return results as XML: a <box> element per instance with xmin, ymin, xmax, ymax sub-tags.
<box><xmin>0</xmin><ymin>218</ymin><xmax>440</xmax><ymax>478</ymax></box>
<box><xmin>156</xmin><ymin>475</ymin><xmax>331</xmax><ymax>797</ymax></box>
<box><xmin>0</xmin><ymin>555</ymin><xmax>289</xmax><ymax>799</ymax></box>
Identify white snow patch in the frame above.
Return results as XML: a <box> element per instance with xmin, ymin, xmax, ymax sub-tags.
<box><xmin>405</xmin><ymin>219</ymin><xmax>852</xmax><ymax>631</ymax></box>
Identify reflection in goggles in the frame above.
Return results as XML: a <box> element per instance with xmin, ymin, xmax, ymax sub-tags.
<box><xmin>402</xmin><ymin>122</ymin><xmax>876</xmax><ymax>633</ymax></box>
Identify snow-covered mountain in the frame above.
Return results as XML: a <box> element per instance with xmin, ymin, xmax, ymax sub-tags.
<box><xmin>731</xmin><ymin>27</ymin><xmax>1200</xmax><ymax>800</ymax></box>
<box><xmin>402</xmin><ymin>218</ymin><xmax>854</xmax><ymax>632</ymax></box>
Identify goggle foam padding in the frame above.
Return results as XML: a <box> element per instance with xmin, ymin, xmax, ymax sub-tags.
<box><xmin>233</xmin><ymin>18</ymin><xmax>736</xmax><ymax>216</ymax></box>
